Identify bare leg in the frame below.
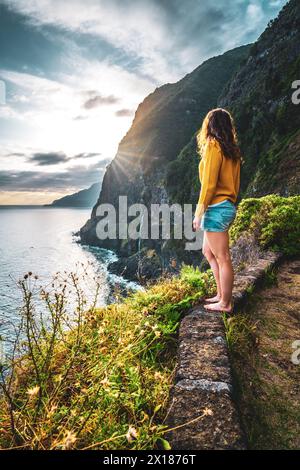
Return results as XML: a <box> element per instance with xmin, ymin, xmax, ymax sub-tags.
<box><xmin>204</xmin><ymin>231</ymin><xmax>233</xmax><ymax>312</ymax></box>
<box><xmin>202</xmin><ymin>232</ymin><xmax>221</xmax><ymax>302</ymax></box>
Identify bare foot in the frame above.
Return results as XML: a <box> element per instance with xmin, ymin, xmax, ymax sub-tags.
<box><xmin>204</xmin><ymin>301</ymin><xmax>232</xmax><ymax>313</ymax></box>
<box><xmin>204</xmin><ymin>294</ymin><xmax>221</xmax><ymax>303</ymax></box>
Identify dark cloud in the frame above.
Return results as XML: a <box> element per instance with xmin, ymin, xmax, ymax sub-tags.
<box><xmin>27</xmin><ymin>151</ymin><xmax>102</xmax><ymax>166</ymax></box>
<box><xmin>7</xmin><ymin>152</ymin><xmax>26</xmax><ymax>157</ymax></box>
<box><xmin>151</xmin><ymin>0</ymin><xmax>286</xmax><ymax>53</ymax></box>
<box><xmin>0</xmin><ymin>0</ymin><xmax>288</xmax><ymax>88</ymax></box>
<box><xmin>30</xmin><ymin>151</ymin><xmax>70</xmax><ymax>166</ymax></box>
<box><xmin>115</xmin><ymin>108</ymin><xmax>134</xmax><ymax>117</ymax></box>
<box><xmin>0</xmin><ymin>160</ymin><xmax>110</xmax><ymax>192</ymax></box>
<box><xmin>0</xmin><ymin>3</ymin><xmax>68</xmax><ymax>77</ymax></box>
<box><xmin>83</xmin><ymin>94</ymin><xmax>119</xmax><ymax>109</ymax></box>
<box><xmin>73</xmin><ymin>152</ymin><xmax>101</xmax><ymax>159</ymax></box>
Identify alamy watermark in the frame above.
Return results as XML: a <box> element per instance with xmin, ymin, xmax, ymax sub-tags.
<box><xmin>95</xmin><ymin>196</ymin><xmax>203</xmax><ymax>250</ymax></box>
<box><xmin>291</xmin><ymin>80</ymin><xmax>300</xmax><ymax>105</ymax></box>
<box><xmin>0</xmin><ymin>337</ymin><xmax>6</xmax><ymax>367</ymax></box>
<box><xmin>291</xmin><ymin>340</ymin><xmax>300</xmax><ymax>365</ymax></box>
<box><xmin>0</xmin><ymin>79</ymin><xmax>6</xmax><ymax>105</ymax></box>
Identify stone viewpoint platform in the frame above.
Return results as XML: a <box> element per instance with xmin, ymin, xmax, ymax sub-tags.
<box><xmin>166</xmin><ymin>251</ymin><xmax>282</xmax><ymax>450</ymax></box>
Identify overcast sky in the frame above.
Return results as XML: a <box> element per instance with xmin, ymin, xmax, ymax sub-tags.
<box><xmin>0</xmin><ymin>0</ymin><xmax>287</xmax><ymax>204</ymax></box>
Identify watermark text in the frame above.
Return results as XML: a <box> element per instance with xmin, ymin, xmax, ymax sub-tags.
<box><xmin>95</xmin><ymin>196</ymin><xmax>203</xmax><ymax>250</ymax></box>
<box><xmin>291</xmin><ymin>80</ymin><xmax>300</xmax><ymax>105</ymax></box>
<box><xmin>0</xmin><ymin>79</ymin><xmax>6</xmax><ymax>105</ymax></box>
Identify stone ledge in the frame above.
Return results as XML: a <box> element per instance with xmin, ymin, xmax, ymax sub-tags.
<box><xmin>176</xmin><ymin>378</ymin><xmax>232</xmax><ymax>393</ymax></box>
<box><xmin>166</xmin><ymin>250</ymin><xmax>283</xmax><ymax>450</ymax></box>
<box><xmin>166</xmin><ymin>384</ymin><xmax>245</xmax><ymax>450</ymax></box>
<box><xmin>232</xmin><ymin>251</ymin><xmax>282</xmax><ymax>308</ymax></box>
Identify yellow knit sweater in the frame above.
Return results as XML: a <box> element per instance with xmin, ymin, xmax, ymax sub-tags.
<box><xmin>195</xmin><ymin>138</ymin><xmax>240</xmax><ymax>218</ymax></box>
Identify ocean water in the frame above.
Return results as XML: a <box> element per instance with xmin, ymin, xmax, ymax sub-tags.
<box><xmin>0</xmin><ymin>207</ymin><xmax>137</xmax><ymax>347</ymax></box>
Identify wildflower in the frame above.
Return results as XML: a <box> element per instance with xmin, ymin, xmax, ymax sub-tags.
<box><xmin>140</xmin><ymin>411</ymin><xmax>149</xmax><ymax>423</ymax></box>
<box><xmin>47</xmin><ymin>405</ymin><xmax>57</xmax><ymax>416</ymax></box>
<box><xmin>100</xmin><ymin>377</ymin><xmax>110</xmax><ymax>389</ymax></box>
<box><xmin>154</xmin><ymin>330</ymin><xmax>161</xmax><ymax>338</ymax></box>
<box><xmin>126</xmin><ymin>425</ymin><xmax>138</xmax><ymax>443</ymax></box>
<box><xmin>203</xmin><ymin>407</ymin><xmax>213</xmax><ymax>416</ymax></box>
<box><xmin>62</xmin><ymin>430</ymin><xmax>77</xmax><ymax>450</ymax></box>
<box><xmin>149</xmin><ymin>303</ymin><xmax>157</xmax><ymax>310</ymax></box>
<box><xmin>154</xmin><ymin>371</ymin><xmax>164</xmax><ymax>381</ymax></box>
<box><xmin>27</xmin><ymin>385</ymin><xmax>40</xmax><ymax>397</ymax></box>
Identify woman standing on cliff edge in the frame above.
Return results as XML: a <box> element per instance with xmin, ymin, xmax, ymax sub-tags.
<box><xmin>193</xmin><ymin>108</ymin><xmax>241</xmax><ymax>313</ymax></box>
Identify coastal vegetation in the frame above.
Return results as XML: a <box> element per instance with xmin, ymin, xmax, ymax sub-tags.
<box><xmin>1</xmin><ymin>195</ymin><xmax>299</xmax><ymax>449</ymax></box>
<box><xmin>0</xmin><ymin>263</ymin><xmax>214</xmax><ymax>449</ymax></box>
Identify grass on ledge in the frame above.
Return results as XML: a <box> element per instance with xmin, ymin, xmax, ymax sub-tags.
<box><xmin>0</xmin><ymin>265</ymin><xmax>214</xmax><ymax>450</ymax></box>
<box><xmin>223</xmin><ymin>263</ymin><xmax>300</xmax><ymax>449</ymax></box>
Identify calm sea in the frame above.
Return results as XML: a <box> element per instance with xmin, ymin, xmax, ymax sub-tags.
<box><xmin>0</xmin><ymin>206</ymin><xmax>137</xmax><ymax>346</ymax></box>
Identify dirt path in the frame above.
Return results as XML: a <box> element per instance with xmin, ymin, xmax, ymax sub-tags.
<box><xmin>229</xmin><ymin>258</ymin><xmax>300</xmax><ymax>449</ymax></box>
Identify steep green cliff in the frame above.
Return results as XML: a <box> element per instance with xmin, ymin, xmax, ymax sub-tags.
<box><xmin>80</xmin><ymin>45</ymin><xmax>251</xmax><ymax>260</ymax></box>
<box><xmin>167</xmin><ymin>0</ymin><xmax>300</xmax><ymax>205</ymax></box>
<box><xmin>220</xmin><ymin>0</ymin><xmax>300</xmax><ymax>196</ymax></box>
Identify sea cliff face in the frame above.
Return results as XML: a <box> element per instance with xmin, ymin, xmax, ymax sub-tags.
<box><xmin>46</xmin><ymin>183</ymin><xmax>101</xmax><ymax>208</ymax></box>
<box><xmin>219</xmin><ymin>0</ymin><xmax>300</xmax><ymax>197</ymax></box>
<box><xmin>80</xmin><ymin>45</ymin><xmax>251</xmax><ymax>278</ymax></box>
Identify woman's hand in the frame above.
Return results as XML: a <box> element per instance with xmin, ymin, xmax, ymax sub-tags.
<box><xmin>193</xmin><ymin>216</ymin><xmax>201</xmax><ymax>232</ymax></box>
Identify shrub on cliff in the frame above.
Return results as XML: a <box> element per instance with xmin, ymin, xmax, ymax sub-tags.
<box><xmin>230</xmin><ymin>195</ymin><xmax>300</xmax><ymax>256</ymax></box>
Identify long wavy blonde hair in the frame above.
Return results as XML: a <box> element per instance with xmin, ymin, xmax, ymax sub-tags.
<box><xmin>197</xmin><ymin>108</ymin><xmax>241</xmax><ymax>161</ymax></box>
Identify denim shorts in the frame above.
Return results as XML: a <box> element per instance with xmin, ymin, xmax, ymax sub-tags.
<box><xmin>201</xmin><ymin>199</ymin><xmax>236</xmax><ymax>232</ymax></box>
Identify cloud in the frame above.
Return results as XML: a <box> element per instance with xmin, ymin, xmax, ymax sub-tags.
<box><xmin>0</xmin><ymin>0</ymin><xmax>288</xmax><ymax>203</ymax></box>
<box><xmin>30</xmin><ymin>151</ymin><xmax>69</xmax><ymax>166</ymax></box>
<box><xmin>28</xmin><ymin>150</ymin><xmax>101</xmax><ymax>165</ymax></box>
<box><xmin>246</xmin><ymin>2</ymin><xmax>264</xmax><ymax>30</ymax></box>
<box><xmin>115</xmin><ymin>108</ymin><xmax>135</xmax><ymax>117</ymax></box>
<box><xmin>1</xmin><ymin>0</ymin><xmax>288</xmax><ymax>83</ymax></box>
<box><xmin>0</xmin><ymin>160</ymin><xmax>109</xmax><ymax>192</ymax></box>
<box><xmin>73</xmin><ymin>152</ymin><xmax>101</xmax><ymax>159</ymax></box>
<box><xmin>0</xmin><ymin>65</ymin><xmax>145</xmax><ymax>158</ymax></box>
<box><xmin>6</xmin><ymin>152</ymin><xmax>26</xmax><ymax>157</ymax></box>
<box><xmin>83</xmin><ymin>93</ymin><xmax>119</xmax><ymax>109</ymax></box>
